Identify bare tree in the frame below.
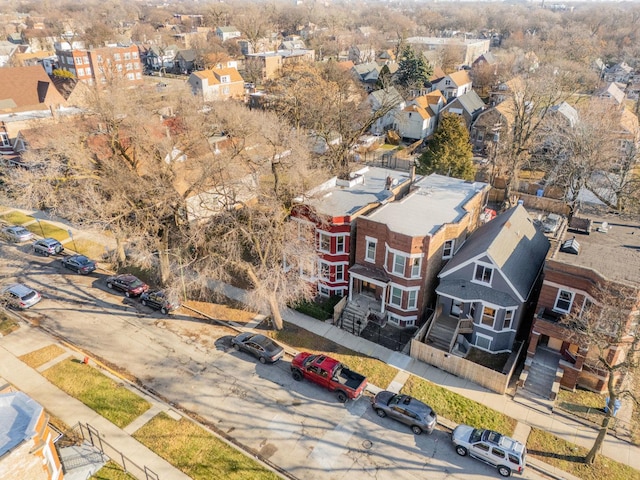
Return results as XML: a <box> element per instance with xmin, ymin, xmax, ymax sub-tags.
<box><xmin>560</xmin><ymin>281</ymin><xmax>640</xmax><ymax>464</ymax></box>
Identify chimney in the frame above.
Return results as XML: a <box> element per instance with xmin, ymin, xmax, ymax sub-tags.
<box><xmin>385</xmin><ymin>176</ymin><xmax>393</xmax><ymax>190</ymax></box>
<box><xmin>410</xmin><ymin>165</ymin><xmax>416</xmax><ymax>183</ymax></box>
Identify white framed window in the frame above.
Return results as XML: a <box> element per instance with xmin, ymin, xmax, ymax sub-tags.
<box><xmin>124</xmin><ymin>52</ymin><xmax>131</xmax><ymax>60</ymax></box>
<box><xmin>136</xmin><ymin>72</ymin><xmax>142</xmax><ymax>79</ymax></box>
<box><xmin>365</xmin><ymin>237</ymin><xmax>377</xmax><ymax>263</ymax></box>
<box><xmin>475</xmin><ymin>332</ymin><xmax>492</xmax><ymax>350</ymax></box>
<box><xmin>335</xmin><ymin>264</ymin><xmax>344</xmax><ymax>281</ymax></box>
<box><xmin>392</xmin><ymin>253</ymin><xmax>406</xmax><ymax>275</ymax></box>
<box><xmin>114</xmin><ymin>53</ymin><xmax>121</xmax><ymax>61</ymax></box>
<box><xmin>132</xmin><ymin>51</ymin><xmax>139</xmax><ymax>59</ymax></box>
<box><xmin>127</xmin><ymin>72</ymin><xmax>134</xmax><ymax>80</ymax></box>
<box><xmin>482</xmin><ymin>306</ymin><xmax>496</xmax><ymax>327</ymax></box>
<box><xmin>443</xmin><ymin>239</ymin><xmax>455</xmax><ymax>259</ymax></box>
<box><xmin>0</xmin><ymin>132</ymin><xmax>9</xmax><ymax>146</ymax></box>
<box><xmin>221</xmin><ymin>75</ymin><xmax>231</xmax><ymax>83</ymax></box>
<box><xmin>319</xmin><ymin>261</ymin><xmax>330</xmax><ymax>281</ymax></box>
<box><xmin>117</xmin><ymin>64</ymin><xmax>123</xmax><ymax>72</ymax></box>
<box><xmin>470</xmin><ymin>302</ymin><xmax>476</xmax><ymax>320</ymax></box>
<box><xmin>410</xmin><ymin>257</ymin><xmax>421</xmax><ymax>277</ymax></box>
<box><xmin>318</xmin><ymin>232</ymin><xmax>331</xmax><ymax>253</ymax></box>
<box><xmin>407</xmin><ymin>290</ymin><xmax>418</xmax><ymax>309</ymax></box>
<box><xmin>126</xmin><ymin>62</ymin><xmax>133</xmax><ymax>71</ymax></box>
<box><xmin>223</xmin><ymin>86</ymin><xmax>230</xmax><ymax>95</ymax></box>
<box><xmin>77</xmin><ymin>68</ymin><xmax>84</xmax><ymax>76</ymax></box>
<box><xmin>554</xmin><ymin>289</ymin><xmax>574</xmax><ymax>313</ymax></box>
<box><xmin>474</xmin><ymin>264</ymin><xmax>493</xmax><ymax>284</ymax></box>
<box><xmin>336</xmin><ymin>235</ymin><xmax>346</xmax><ymax>253</ymax></box>
<box><xmin>504</xmin><ymin>309</ymin><xmax>515</xmax><ymax>329</ymax></box>
<box><xmin>387</xmin><ymin>313</ymin><xmax>416</xmax><ymax>328</ymax></box>
<box><xmin>85</xmin><ymin>67</ymin><xmax>91</xmax><ymax>76</ymax></box>
<box><xmin>318</xmin><ymin>284</ymin><xmax>330</xmax><ymax>297</ymax></box>
<box><xmin>75</xmin><ymin>57</ymin><xmax>82</xmax><ymax>65</ymax></box>
<box><xmin>451</xmin><ymin>299</ymin><xmax>462</xmax><ymax>317</ymax></box>
<box><xmin>97</xmin><ymin>54</ymin><xmax>103</xmax><ymax>62</ymax></box>
<box><xmin>390</xmin><ymin>286</ymin><xmax>402</xmax><ymax>307</ymax></box>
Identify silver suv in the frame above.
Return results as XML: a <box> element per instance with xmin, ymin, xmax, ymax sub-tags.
<box><xmin>452</xmin><ymin>424</ymin><xmax>526</xmax><ymax>477</ymax></box>
<box><xmin>371</xmin><ymin>391</ymin><xmax>437</xmax><ymax>435</ymax></box>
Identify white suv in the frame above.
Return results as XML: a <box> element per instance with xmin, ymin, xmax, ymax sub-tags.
<box><xmin>451</xmin><ymin>424</ymin><xmax>526</xmax><ymax>477</ymax></box>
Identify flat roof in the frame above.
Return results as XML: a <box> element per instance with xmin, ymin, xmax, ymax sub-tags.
<box><xmin>0</xmin><ymin>391</ymin><xmax>42</xmax><ymax>457</ymax></box>
<box><xmin>366</xmin><ymin>174</ymin><xmax>488</xmax><ymax>237</ymax></box>
<box><xmin>303</xmin><ymin>166</ymin><xmax>411</xmax><ymax>218</ymax></box>
<box><xmin>551</xmin><ymin>208</ymin><xmax>640</xmax><ymax>286</ymax></box>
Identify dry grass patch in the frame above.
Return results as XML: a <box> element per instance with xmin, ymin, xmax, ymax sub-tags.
<box><xmin>90</xmin><ymin>461</ymin><xmax>137</xmax><ymax>480</ymax></box>
<box><xmin>0</xmin><ymin>311</ymin><xmax>19</xmax><ymax>336</ymax></box>
<box><xmin>133</xmin><ymin>412</ymin><xmax>281</xmax><ymax>480</ymax></box>
<box><xmin>42</xmin><ymin>359</ymin><xmax>150</xmax><ymax>428</ymax></box>
<box><xmin>184</xmin><ymin>300</ymin><xmax>257</xmax><ymax>325</ymax></box>
<box><xmin>20</xmin><ymin>344</ymin><xmax>66</xmax><ymax>369</ymax></box>
<box><xmin>269</xmin><ymin>322</ymin><xmax>398</xmax><ymax>388</ymax></box>
<box><xmin>527</xmin><ymin>428</ymin><xmax>640</xmax><ymax>480</ymax></box>
<box><xmin>401</xmin><ymin>375</ymin><xmax>517</xmax><ymax>435</ymax></box>
<box><xmin>70</xmin><ymin>238</ymin><xmax>108</xmax><ymax>259</ymax></box>
<box><xmin>0</xmin><ymin>211</ymin><xmax>33</xmax><ymax>225</ymax></box>
<box><xmin>25</xmin><ymin>221</ymin><xmax>69</xmax><ymax>241</ymax></box>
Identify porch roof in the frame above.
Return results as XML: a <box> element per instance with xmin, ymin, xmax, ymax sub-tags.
<box><xmin>436</xmin><ymin>278</ymin><xmax>519</xmax><ymax>308</ymax></box>
<box><xmin>349</xmin><ymin>263</ymin><xmax>390</xmax><ymax>284</ymax></box>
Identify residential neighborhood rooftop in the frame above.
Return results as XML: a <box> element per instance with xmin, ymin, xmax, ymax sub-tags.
<box><xmin>551</xmin><ymin>209</ymin><xmax>640</xmax><ymax>286</ymax></box>
<box><xmin>0</xmin><ymin>391</ymin><xmax>42</xmax><ymax>457</ymax></box>
<box><xmin>301</xmin><ymin>166</ymin><xmax>411</xmax><ymax>219</ymax></box>
<box><xmin>366</xmin><ymin>174</ymin><xmax>488</xmax><ymax>237</ymax></box>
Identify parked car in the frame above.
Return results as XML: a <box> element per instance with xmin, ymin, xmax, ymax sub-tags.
<box><xmin>105</xmin><ymin>274</ymin><xmax>149</xmax><ymax>297</ymax></box>
<box><xmin>139</xmin><ymin>290</ymin><xmax>179</xmax><ymax>314</ymax></box>
<box><xmin>231</xmin><ymin>332</ymin><xmax>284</xmax><ymax>364</ymax></box>
<box><xmin>291</xmin><ymin>352</ymin><xmax>368</xmax><ymax>403</ymax></box>
<box><xmin>451</xmin><ymin>424</ymin><xmax>526</xmax><ymax>477</ymax></box>
<box><xmin>371</xmin><ymin>391</ymin><xmax>437</xmax><ymax>435</ymax></box>
<box><xmin>33</xmin><ymin>238</ymin><xmax>64</xmax><ymax>256</ymax></box>
<box><xmin>0</xmin><ymin>283</ymin><xmax>42</xmax><ymax>309</ymax></box>
<box><xmin>61</xmin><ymin>255</ymin><xmax>96</xmax><ymax>274</ymax></box>
<box><xmin>1</xmin><ymin>226</ymin><xmax>34</xmax><ymax>243</ymax></box>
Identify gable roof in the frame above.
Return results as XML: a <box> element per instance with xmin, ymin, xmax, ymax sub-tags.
<box><xmin>369</xmin><ymin>86</ymin><xmax>404</xmax><ymax>108</ymax></box>
<box><xmin>193</xmin><ymin>66</ymin><xmax>243</xmax><ymax>84</ymax></box>
<box><xmin>0</xmin><ymin>65</ymin><xmax>66</xmax><ymax>114</ymax></box>
<box><xmin>439</xmin><ymin>205</ymin><xmax>550</xmax><ymax>301</ymax></box>
<box><xmin>474</xmin><ymin>51</ymin><xmax>497</xmax><ymax>65</ymax></box>
<box><xmin>453</xmin><ymin>90</ymin><xmax>485</xmax><ymax>114</ymax></box>
<box><xmin>549</xmin><ymin>101</ymin><xmax>579</xmax><ymax>128</ymax></box>
<box><xmin>596</xmin><ymin>82</ymin><xmax>625</xmax><ymax>105</ymax></box>
<box><xmin>446</xmin><ymin>70</ymin><xmax>472</xmax><ymax>87</ymax></box>
<box><xmin>430</xmin><ymin>66</ymin><xmax>446</xmax><ymax>83</ymax></box>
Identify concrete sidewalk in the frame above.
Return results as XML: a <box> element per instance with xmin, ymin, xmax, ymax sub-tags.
<box><xmin>209</xmin><ymin>280</ymin><xmax>640</xmax><ymax>474</ymax></box>
<box><xmin>0</xmin><ymin>325</ymin><xmax>191</xmax><ymax>480</ymax></box>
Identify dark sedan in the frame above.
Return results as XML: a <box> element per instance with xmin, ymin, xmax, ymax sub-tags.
<box><xmin>371</xmin><ymin>391</ymin><xmax>437</xmax><ymax>435</ymax></box>
<box><xmin>231</xmin><ymin>332</ymin><xmax>285</xmax><ymax>364</ymax></box>
<box><xmin>139</xmin><ymin>290</ymin><xmax>180</xmax><ymax>314</ymax></box>
<box><xmin>105</xmin><ymin>274</ymin><xmax>149</xmax><ymax>297</ymax></box>
<box><xmin>61</xmin><ymin>255</ymin><xmax>97</xmax><ymax>274</ymax></box>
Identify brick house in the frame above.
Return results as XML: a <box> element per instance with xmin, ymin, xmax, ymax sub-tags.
<box><xmin>347</xmin><ymin>174</ymin><xmax>490</xmax><ymax>329</ymax></box>
<box><xmin>244</xmin><ymin>49</ymin><xmax>315</xmax><ymax>80</ymax></box>
<box><xmin>291</xmin><ymin>166</ymin><xmax>413</xmax><ymax>298</ymax></box>
<box><xmin>55</xmin><ymin>44</ymin><xmax>143</xmax><ymax>85</ymax></box>
<box><xmin>0</xmin><ymin>391</ymin><xmax>64</xmax><ymax>480</ymax></box>
<box><xmin>528</xmin><ymin>210</ymin><xmax>640</xmax><ymax>393</ymax></box>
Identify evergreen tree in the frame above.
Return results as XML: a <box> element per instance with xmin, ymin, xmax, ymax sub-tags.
<box><xmin>418</xmin><ymin>113</ymin><xmax>475</xmax><ymax>180</ymax></box>
<box><xmin>396</xmin><ymin>46</ymin><xmax>433</xmax><ymax>90</ymax></box>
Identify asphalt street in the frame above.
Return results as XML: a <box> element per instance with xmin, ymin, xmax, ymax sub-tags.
<box><xmin>0</xmin><ymin>240</ymin><xmax>552</xmax><ymax>480</ymax></box>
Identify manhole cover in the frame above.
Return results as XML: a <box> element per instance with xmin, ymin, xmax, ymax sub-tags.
<box><xmin>362</xmin><ymin>440</ymin><xmax>373</xmax><ymax>449</ymax></box>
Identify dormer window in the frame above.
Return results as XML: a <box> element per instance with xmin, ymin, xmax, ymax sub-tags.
<box><xmin>221</xmin><ymin>75</ymin><xmax>230</xmax><ymax>83</ymax></box>
<box><xmin>474</xmin><ymin>264</ymin><xmax>493</xmax><ymax>284</ymax></box>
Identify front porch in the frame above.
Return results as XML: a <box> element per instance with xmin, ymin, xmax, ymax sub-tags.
<box><xmin>423</xmin><ymin>307</ymin><xmax>474</xmax><ymax>354</ymax></box>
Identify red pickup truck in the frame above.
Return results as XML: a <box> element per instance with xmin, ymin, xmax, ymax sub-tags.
<box><xmin>291</xmin><ymin>352</ymin><xmax>368</xmax><ymax>403</ymax></box>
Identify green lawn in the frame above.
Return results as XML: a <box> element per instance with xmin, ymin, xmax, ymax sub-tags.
<box><xmin>528</xmin><ymin>428</ymin><xmax>640</xmax><ymax>480</ymax></box>
<box><xmin>400</xmin><ymin>375</ymin><xmax>517</xmax><ymax>435</ymax></box>
<box><xmin>133</xmin><ymin>413</ymin><xmax>281</xmax><ymax>480</ymax></box>
<box><xmin>90</xmin><ymin>461</ymin><xmax>137</xmax><ymax>480</ymax></box>
<box><xmin>270</xmin><ymin>322</ymin><xmax>399</xmax><ymax>388</ymax></box>
<box><xmin>24</xmin><ymin>220</ymin><xmax>69</xmax><ymax>241</ymax></box>
<box><xmin>42</xmin><ymin>359</ymin><xmax>151</xmax><ymax>428</ymax></box>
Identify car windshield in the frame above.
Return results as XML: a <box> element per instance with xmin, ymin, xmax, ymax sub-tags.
<box><xmin>129</xmin><ymin>279</ymin><xmax>144</xmax><ymax>288</ymax></box>
<box><xmin>76</xmin><ymin>256</ymin><xmax>90</xmax><ymax>264</ymax></box>
<box><xmin>21</xmin><ymin>291</ymin><xmax>37</xmax><ymax>301</ymax></box>
<box><xmin>470</xmin><ymin>429</ymin><xmax>483</xmax><ymax>443</ymax></box>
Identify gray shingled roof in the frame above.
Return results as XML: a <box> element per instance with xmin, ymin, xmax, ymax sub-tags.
<box><xmin>436</xmin><ymin>278</ymin><xmax>519</xmax><ymax>307</ymax></box>
<box><xmin>451</xmin><ymin>90</ymin><xmax>485</xmax><ymax>115</ymax></box>
<box><xmin>439</xmin><ymin>205</ymin><xmax>550</xmax><ymax>301</ymax></box>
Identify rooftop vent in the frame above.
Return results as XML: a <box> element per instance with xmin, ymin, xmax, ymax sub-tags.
<box><xmin>568</xmin><ymin>216</ymin><xmax>592</xmax><ymax>235</ymax></box>
<box><xmin>560</xmin><ymin>237</ymin><xmax>581</xmax><ymax>255</ymax></box>
<box><xmin>597</xmin><ymin>221</ymin><xmax>610</xmax><ymax>233</ymax></box>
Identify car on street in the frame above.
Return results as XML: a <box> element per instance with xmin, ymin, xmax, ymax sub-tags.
<box><xmin>452</xmin><ymin>424</ymin><xmax>526</xmax><ymax>477</ymax></box>
<box><xmin>1</xmin><ymin>226</ymin><xmax>34</xmax><ymax>243</ymax></box>
<box><xmin>371</xmin><ymin>391</ymin><xmax>437</xmax><ymax>435</ymax></box>
<box><xmin>33</xmin><ymin>238</ymin><xmax>64</xmax><ymax>256</ymax></box>
<box><xmin>105</xmin><ymin>274</ymin><xmax>149</xmax><ymax>297</ymax></box>
<box><xmin>139</xmin><ymin>290</ymin><xmax>180</xmax><ymax>314</ymax></box>
<box><xmin>0</xmin><ymin>283</ymin><xmax>42</xmax><ymax>309</ymax></box>
<box><xmin>61</xmin><ymin>254</ymin><xmax>96</xmax><ymax>274</ymax></box>
<box><xmin>231</xmin><ymin>332</ymin><xmax>285</xmax><ymax>364</ymax></box>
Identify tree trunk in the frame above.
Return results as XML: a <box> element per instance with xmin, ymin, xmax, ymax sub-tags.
<box><xmin>267</xmin><ymin>292</ymin><xmax>284</xmax><ymax>331</ymax></box>
<box><xmin>585</xmin><ymin>411</ymin><xmax>612</xmax><ymax>464</ymax></box>
<box><xmin>115</xmin><ymin>236</ymin><xmax>126</xmax><ymax>265</ymax></box>
<box><xmin>158</xmin><ymin>228</ymin><xmax>171</xmax><ymax>286</ymax></box>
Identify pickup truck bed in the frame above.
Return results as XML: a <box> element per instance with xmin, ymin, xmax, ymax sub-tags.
<box><xmin>335</xmin><ymin>366</ymin><xmax>366</xmax><ymax>390</ymax></box>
